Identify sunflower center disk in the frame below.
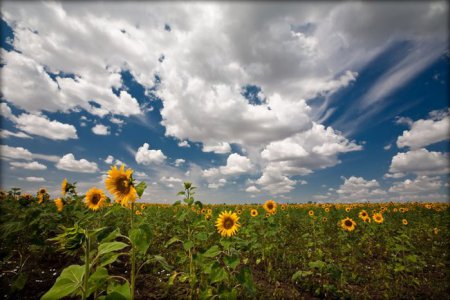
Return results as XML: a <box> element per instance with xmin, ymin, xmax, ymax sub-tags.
<box><xmin>223</xmin><ymin>217</ymin><xmax>234</xmax><ymax>230</ymax></box>
<box><xmin>91</xmin><ymin>194</ymin><xmax>100</xmax><ymax>205</ymax></box>
<box><xmin>345</xmin><ymin>220</ymin><xmax>353</xmax><ymax>227</ymax></box>
<box><xmin>116</xmin><ymin>177</ymin><xmax>130</xmax><ymax>193</ymax></box>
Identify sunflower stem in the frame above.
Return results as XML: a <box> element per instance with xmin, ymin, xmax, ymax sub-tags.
<box><xmin>82</xmin><ymin>233</ymin><xmax>90</xmax><ymax>300</ymax></box>
<box><xmin>130</xmin><ymin>202</ymin><xmax>136</xmax><ymax>300</ymax></box>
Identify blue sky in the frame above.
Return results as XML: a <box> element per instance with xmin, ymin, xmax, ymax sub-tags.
<box><xmin>0</xmin><ymin>2</ymin><xmax>449</xmax><ymax>203</ymax></box>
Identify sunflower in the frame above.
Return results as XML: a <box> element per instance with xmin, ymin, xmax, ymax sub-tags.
<box><xmin>281</xmin><ymin>204</ymin><xmax>287</xmax><ymax>211</ymax></box>
<box><xmin>135</xmin><ymin>210</ymin><xmax>142</xmax><ymax>216</ymax></box>
<box><xmin>236</xmin><ymin>209</ymin><xmax>242</xmax><ymax>215</ymax></box>
<box><xmin>341</xmin><ymin>217</ymin><xmax>356</xmax><ymax>231</ymax></box>
<box><xmin>207</xmin><ymin>208</ymin><xmax>212</xmax><ymax>215</ymax></box>
<box><xmin>358</xmin><ymin>210</ymin><xmax>369</xmax><ymax>220</ymax></box>
<box><xmin>308</xmin><ymin>210</ymin><xmax>314</xmax><ymax>217</ymax></box>
<box><xmin>324</xmin><ymin>207</ymin><xmax>330</xmax><ymax>213</ymax></box>
<box><xmin>372</xmin><ymin>212</ymin><xmax>384</xmax><ymax>224</ymax></box>
<box><xmin>250</xmin><ymin>209</ymin><xmax>258</xmax><ymax>217</ymax></box>
<box><xmin>265</xmin><ymin>212</ymin><xmax>271</xmax><ymax>218</ymax></box>
<box><xmin>402</xmin><ymin>219</ymin><xmax>408</xmax><ymax>225</ymax></box>
<box><xmin>393</xmin><ymin>208</ymin><xmax>398</xmax><ymax>213</ymax></box>
<box><xmin>362</xmin><ymin>216</ymin><xmax>371</xmax><ymax>223</ymax></box>
<box><xmin>399</xmin><ymin>207</ymin><xmax>405</xmax><ymax>213</ymax></box>
<box><xmin>322</xmin><ymin>217</ymin><xmax>328</xmax><ymax>222</ymax></box>
<box><xmin>39</xmin><ymin>188</ymin><xmax>47</xmax><ymax>194</ymax></box>
<box><xmin>61</xmin><ymin>178</ymin><xmax>69</xmax><ymax>196</ymax></box>
<box><xmin>433</xmin><ymin>227</ymin><xmax>439</xmax><ymax>235</ymax></box>
<box><xmin>205</xmin><ymin>214</ymin><xmax>211</xmax><ymax>221</ymax></box>
<box><xmin>105</xmin><ymin>165</ymin><xmax>137</xmax><ymax>206</ymax></box>
<box><xmin>345</xmin><ymin>207</ymin><xmax>351</xmax><ymax>212</ymax></box>
<box><xmin>201</xmin><ymin>208</ymin><xmax>207</xmax><ymax>214</ymax></box>
<box><xmin>84</xmin><ymin>187</ymin><xmax>107</xmax><ymax>211</ymax></box>
<box><xmin>263</xmin><ymin>200</ymin><xmax>277</xmax><ymax>214</ymax></box>
<box><xmin>55</xmin><ymin>198</ymin><xmax>64</xmax><ymax>212</ymax></box>
<box><xmin>215</xmin><ymin>211</ymin><xmax>240</xmax><ymax>237</ymax></box>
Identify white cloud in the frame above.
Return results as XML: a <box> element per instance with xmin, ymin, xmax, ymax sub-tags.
<box><xmin>336</xmin><ymin>176</ymin><xmax>386</xmax><ymax>202</ymax></box>
<box><xmin>389</xmin><ymin>176</ymin><xmax>442</xmax><ymax>194</ymax></box>
<box><xmin>10</xmin><ymin>161</ymin><xmax>47</xmax><ymax>170</ymax></box>
<box><xmin>178</xmin><ymin>140</ymin><xmax>190</xmax><ymax>148</ymax></box>
<box><xmin>0</xmin><ymin>129</ymin><xmax>31</xmax><ymax>139</ymax></box>
<box><xmin>105</xmin><ymin>155</ymin><xmax>114</xmax><ymax>164</ymax></box>
<box><xmin>0</xmin><ymin>145</ymin><xmax>33</xmax><ymax>160</ymax></box>
<box><xmin>15</xmin><ymin>113</ymin><xmax>78</xmax><ymax>140</ymax></box>
<box><xmin>161</xmin><ymin>176</ymin><xmax>182</xmax><ymax>183</ymax></box>
<box><xmin>174</xmin><ymin>158</ymin><xmax>185</xmax><ymax>167</ymax></box>
<box><xmin>19</xmin><ymin>176</ymin><xmax>45</xmax><ymax>182</ymax></box>
<box><xmin>219</xmin><ymin>153</ymin><xmax>252</xmax><ymax>175</ymax></box>
<box><xmin>92</xmin><ymin>124</ymin><xmax>110</xmax><ymax>135</ymax></box>
<box><xmin>396</xmin><ymin>109</ymin><xmax>450</xmax><ymax>149</ymax></box>
<box><xmin>135</xmin><ymin>143</ymin><xmax>167</xmax><ymax>165</ymax></box>
<box><xmin>202</xmin><ymin>142</ymin><xmax>232</xmax><ymax>154</ymax></box>
<box><xmin>388</xmin><ymin>148</ymin><xmax>449</xmax><ymax>176</ymax></box>
<box><xmin>208</xmin><ymin>178</ymin><xmax>227</xmax><ymax>189</ymax></box>
<box><xmin>56</xmin><ymin>153</ymin><xmax>99</xmax><ymax>173</ymax></box>
<box><xmin>383</xmin><ymin>144</ymin><xmax>391</xmax><ymax>151</ymax></box>
<box><xmin>245</xmin><ymin>185</ymin><xmax>260</xmax><ymax>193</ymax></box>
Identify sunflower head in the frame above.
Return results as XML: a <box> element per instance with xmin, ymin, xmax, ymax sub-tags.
<box><xmin>433</xmin><ymin>227</ymin><xmax>439</xmax><ymax>235</ymax></box>
<box><xmin>201</xmin><ymin>208</ymin><xmax>207</xmax><ymax>214</ymax></box>
<box><xmin>322</xmin><ymin>217</ymin><xmax>328</xmax><ymax>222</ymax></box>
<box><xmin>215</xmin><ymin>211</ymin><xmax>240</xmax><ymax>237</ymax></box>
<box><xmin>55</xmin><ymin>198</ymin><xmax>64</xmax><ymax>212</ymax></box>
<box><xmin>345</xmin><ymin>207</ymin><xmax>351</xmax><ymax>212</ymax></box>
<box><xmin>308</xmin><ymin>210</ymin><xmax>314</xmax><ymax>217</ymax></box>
<box><xmin>205</xmin><ymin>214</ymin><xmax>211</xmax><ymax>221</ymax></box>
<box><xmin>236</xmin><ymin>209</ymin><xmax>242</xmax><ymax>215</ymax></box>
<box><xmin>250</xmin><ymin>209</ymin><xmax>258</xmax><ymax>217</ymax></box>
<box><xmin>207</xmin><ymin>208</ymin><xmax>212</xmax><ymax>215</ymax></box>
<box><xmin>281</xmin><ymin>204</ymin><xmax>287</xmax><ymax>211</ymax></box>
<box><xmin>85</xmin><ymin>187</ymin><xmax>107</xmax><ymax>211</ymax></box>
<box><xmin>372</xmin><ymin>212</ymin><xmax>384</xmax><ymax>224</ymax></box>
<box><xmin>402</xmin><ymin>219</ymin><xmax>408</xmax><ymax>225</ymax></box>
<box><xmin>39</xmin><ymin>188</ymin><xmax>47</xmax><ymax>194</ymax></box>
<box><xmin>341</xmin><ymin>217</ymin><xmax>356</xmax><ymax>231</ymax></box>
<box><xmin>135</xmin><ymin>210</ymin><xmax>142</xmax><ymax>216</ymax></box>
<box><xmin>358</xmin><ymin>210</ymin><xmax>368</xmax><ymax>219</ymax></box>
<box><xmin>61</xmin><ymin>178</ymin><xmax>69</xmax><ymax>196</ymax></box>
<box><xmin>324</xmin><ymin>207</ymin><xmax>330</xmax><ymax>213</ymax></box>
<box><xmin>362</xmin><ymin>216</ymin><xmax>371</xmax><ymax>223</ymax></box>
<box><xmin>263</xmin><ymin>200</ymin><xmax>277</xmax><ymax>214</ymax></box>
<box><xmin>105</xmin><ymin>165</ymin><xmax>137</xmax><ymax>206</ymax></box>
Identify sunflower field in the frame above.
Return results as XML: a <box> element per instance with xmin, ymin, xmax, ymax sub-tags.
<box><xmin>0</xmin><ymin>166</ymin><xmax>449</xmax><ymax>299</ymax></box>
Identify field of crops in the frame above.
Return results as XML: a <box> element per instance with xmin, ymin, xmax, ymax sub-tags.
<box><xmin>1</xmin><ymin>169</ymin><xmax>449</xmax><ymax>299</ymax></box>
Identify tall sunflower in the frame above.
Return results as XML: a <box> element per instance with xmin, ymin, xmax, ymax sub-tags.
<box><xmin>358</xmin><ymin>210</ymin><xmax>369</xmax><ymax>220</ymax></box>
<box><xmin>84</xmin><ymin>187</ymin><xmax>107</xmax><ymax>211</ymax></box>
<box><xmin>372</xmin><ymin>212</ymin><xmax>384</xmax><ymax>224</ymax></box>
<box><xmin>263</xmin><ymin>200</ymin><xmax>277</xmax><ymax>214</ymax></box>
<box><xmin>105</xmin><ymin>165</ymin><xmax>137</xmax><ymax>206</ymax></box>
<box><xmin>215</xmin><ymin>211</ymin><xmax>240</xmax><ymax>237</ymax></box>
<box><xmin>341</xmin><ymin>217</ymin><xmax>356</xmax><ymax>231</ymax></box>
<box><xmin>55</xmin><ymin>198</ymin><xmax>64</xmax><ymax>212</ymax></box>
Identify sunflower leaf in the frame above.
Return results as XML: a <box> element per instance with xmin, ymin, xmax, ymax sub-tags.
<box><xmin>41</xmin><ymin>265</ymin><xmax>85</xmax><ymax>300</ymax></box>
<box><xmin>98</xmin><ymin>242</ymin><xmax>128</xmax><ymax>257</ymax></box>
<box><xmin>202</xmin><ymin>245</ymin><xmax>221</xmax><ymax>258</ymax></box>
<box><xmin>135</xmin><ymin>182</ymin><xmax>147</xmax><ymax>198</ymax></box>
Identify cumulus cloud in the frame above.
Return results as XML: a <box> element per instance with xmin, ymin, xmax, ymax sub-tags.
<box><xmin>92</xmin><ymin>124</ymin><xmax>110</xmax><ymax>135</ymax></box>
<box><xmin>10</xmin><ymin>161</ymin><xmax>47</xmax><ymax>170</ymax></box>
<box><xmin>56</xmin><ymin>153</ymin><xmax>99</xmax><ymax>173</ymax></box>
<box><xmin>135</xmin><ymin>143</ymin><xmax>167</xmax><ymax>165</ymax></box>
<box><xmin>104</xmin><ymin>155</ymin><xmax>114</xmax><ymax>164</ymax></box>
<box><xmin>389</xmin><ymin>176</ymin><xmax>442</xmax><ymax>194</ymax></box>
<box><xmin>336</xmin><ymin>176</ymin><xmax>386</xmax><ymax>202</ymax></box>
<box><xmin>245</xmin><ymin>185</ymin><xmax>260</xmax><ymax>193</ymax></box>
<box><xmin>0</xmin><ymin>145</ymin><xmax>33</xmax><ymax>160</ymax></box>
<box><xmin>219</xmin><ymin>153</ymin><xmax>252</xmax><ymax>175</ymax></box>
<box><xmin>178</xmin><ymin>141</ymin><xmax>190</xmax><ymax>148</ymax></box>
<box><xmin>174</xmin><ymin>158</ymin><xmax>185</xmax><ymax>167</ymax></box>
<box><xmin>19</xmin><ymin>176</ymin><xmax>45</xmax><ymax>182</ymax></box>
<box><xmin>388</xmin><ymin>148</ymin><xmax>449</xmax><ymax>176</ymax></box>
<box><xmin>208</xmin><ymin>178</ymin><xmax>227</xmax><ymax>189</ymax></box>
<box><xmin>202</xmin><ymin>142</ymin><xmax>231</xmax><ymax>154</ymax></box>
<box><xmin>0</xmin><ymin>129</ymin><xmax>31</xmax><ymax>139</ymax></box>
<box><xmin>396</xmin><ymin>109</ymin><xmax>450</xmax><ymax>149</ymax></box>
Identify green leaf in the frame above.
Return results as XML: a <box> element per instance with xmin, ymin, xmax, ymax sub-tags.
<box><xmin>168</xmin><ymin>272</ymin><xmax>179</xmax><ymax>286</ymax></box>
<box><xmin>176</xmin><ymin>191</ymin><xmax>185</xmax><ymax>196</ymax></box>
<box><xmin>165</xmin><ymin>236</ymin><xmax>182</xmax><ymax>248</ymax></box>
<box><xmin>106</xmin><ymin>281</ymin><xmax>131</xmax><ymax>300</ymax></box>
<box><xmin>98</xmin><ymin>242</ymin><xmax>128</xmax><ymax>257</ymax></box>
<box><xmin>183</xmin><ymin>197</ymin><xmax>194</xmax><ymax>206</ymax></box>
<box><xmin>129</xmin><ymin>224</ymin><xmax>152</xmax><ymax>255</ymax></box>
<box><xmin>152</xmin><ymin>255</ymin><xmax>172</xmax><ymax>271</ymax></box>
<box><xmin>11</xmin><ymin>273</ymin><xmax>27</xmax><ymax>292</ymax></box>
<box><xmin>210</xmin><ymin>266</ymin><xmax>227</xmax><ymax>284</ymax></box>
<box><xmin>292</xmin><ymin>270</ymin><xmax>313</xmax><ymax>281</ymax></box>
<box><xmin>172</xmin><ymin>200</ymin><xmax>181</xmax><ymax>206</ymax></box>
<box><xmin>194</xmin><ymin>201</ymin><xmax>203</xmax><ymax>209</ymax></box>
<box><xmin>41</xmin><ymin>265</ymin><xmax>85</xmax><ymax>300</ymax></box>
<box><xmin>203</xmin><ymin>245</ymin><xmax>221</xmax><ymax>258</ymax></box>
<box><xmin>308</xmin><ymin>260</ymin><xmax>326</xmax><ymax>270</ymax></box>
<box><xmin>99</xmin><ymin>253</ymin><xmax>121</xmax><ymax>267</ymax></box>
<box><xmin>87</xmin><ymin>267</ymin><xmax>108</xmax><ymax>296</ymax></box>
<box><xmin>183</xmin><ymin>240</ymin><xmax>194</xmax><ymax>251</ymax></box>
<box><xmin>237</xmin><ymin>266</ymin><xmax>255</xmax><ymax>295</ymax></box>
<box><xmin>196</xmin><ymin>232</ymin><xmax>208</xmax><ymax>241</ymax></box>
<box><xmin>223</xmin><ymin>255</ymin><xmax>240</xmax><ymax>269</ymax></box>
<box><xmin>135</xmin><ymin>182</ymin><xmax>147</xmax><ymax>198</ymax></box>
